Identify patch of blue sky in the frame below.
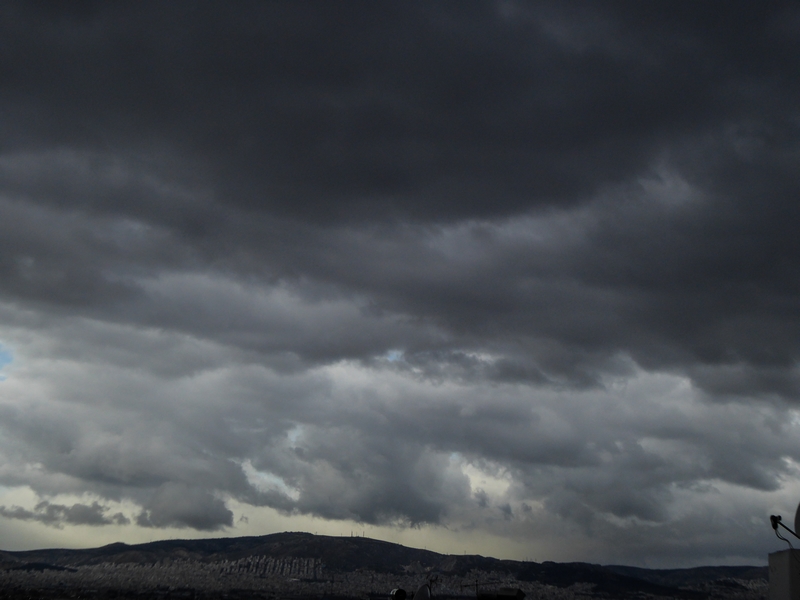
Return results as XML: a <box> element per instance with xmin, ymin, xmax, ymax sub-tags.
<box><xmin>0</xmin><ymin>344</ymin><xmax>13</xmax><ymax>381</ymax></box>
<box><xmin>385</xmin><ymin>349</ymin><xmax>403</xmax><ymax>362</ymax></box>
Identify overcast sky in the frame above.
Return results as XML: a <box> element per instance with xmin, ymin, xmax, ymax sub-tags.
<box><xmin>0</xmin><ymin>0</ymin><xmax>799</xmax><ymax>568</ymax></box>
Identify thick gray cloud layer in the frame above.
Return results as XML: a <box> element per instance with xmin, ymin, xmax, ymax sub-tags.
<box><xmin>0</xmin><ymin>0</ymin><xmax>799</xmax><ymax>566</ymax></box>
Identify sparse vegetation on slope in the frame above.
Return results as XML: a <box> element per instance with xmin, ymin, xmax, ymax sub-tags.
<box><xmin>0</xmin><ymin>533</ymin><xmax>768</xmax><ymax>600</ymax></box>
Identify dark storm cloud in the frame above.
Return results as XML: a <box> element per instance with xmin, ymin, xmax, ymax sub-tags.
<box><xmin>136</xmin><ymin>483</ymin><xmax>233</xmax><ymax>530</ymax></box>
<box><xmin>0</xmin><ymin>0</ymin><xmax>799</xmax><ymax>565</ymax></box>
<box><xmin>0</xmin><ymin>0</ymin><xmax>797</xmax><ymax>390</ymax></box>
<box><xmin>0</xmin><ymin>0</ymin><xmax>793</xmax><ymax>220</ymax></box>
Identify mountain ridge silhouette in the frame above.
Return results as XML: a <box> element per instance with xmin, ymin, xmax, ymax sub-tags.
<box><xmin>0</xmin><ymin>531</ymin><xmax>768</xmax><ymax>598</ymax></box>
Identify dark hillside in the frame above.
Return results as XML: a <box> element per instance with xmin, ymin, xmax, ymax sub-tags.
<box><xmin>516</xmin><ymin>562</ymin><xmax>708</xmax><ymax>598</ymax></box>
<box><xmin>606</xmin><ymin>564</ymin><xmax>769</xmax><ymax>587</ymax></box>
<box><xmin>0</xmin><ymin>532</ymin><xmax>768</xmax><ymax>600</ymax></box>
<box><xmin>4</xmin><ymin>532</ymin><xmax>445</xmax><ymax>572</ymax></box>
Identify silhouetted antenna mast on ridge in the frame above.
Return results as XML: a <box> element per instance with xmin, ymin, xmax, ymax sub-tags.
<box><xmin>769</xmin><ymin>502</ymin><xmax>800</xmax><ymax>600</ymax></box>
<box><xmin>770</xmin><ymin>504</ymin><xmax>800</xmax><ymax>547</ymax></box>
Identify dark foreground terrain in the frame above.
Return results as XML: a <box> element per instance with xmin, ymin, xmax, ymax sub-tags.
<box><xmin>0</xmin><ymin>532</ymin><xmax>768</xmax><ymax>600</ymax></box>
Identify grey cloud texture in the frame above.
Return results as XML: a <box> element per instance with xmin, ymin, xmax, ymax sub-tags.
<box><xmin>136</xmin><ymin>483</ymin><xmax>233</xmax><ymax>531</ymax></box>
<box><xmin>0</xmin><ymin>501</ymin><xmax>129</xmax><ymax>528</ymax></box>
<box><xmin>0</xmin><ymin>0</ymin><xmax>798</xmax><ymax>567</ymax></box>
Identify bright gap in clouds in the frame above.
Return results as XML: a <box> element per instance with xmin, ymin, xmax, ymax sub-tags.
<box><xmin>241</xmin><ymin>459</ymin><xmax>301</xmax><ymax>501</ymax></box>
